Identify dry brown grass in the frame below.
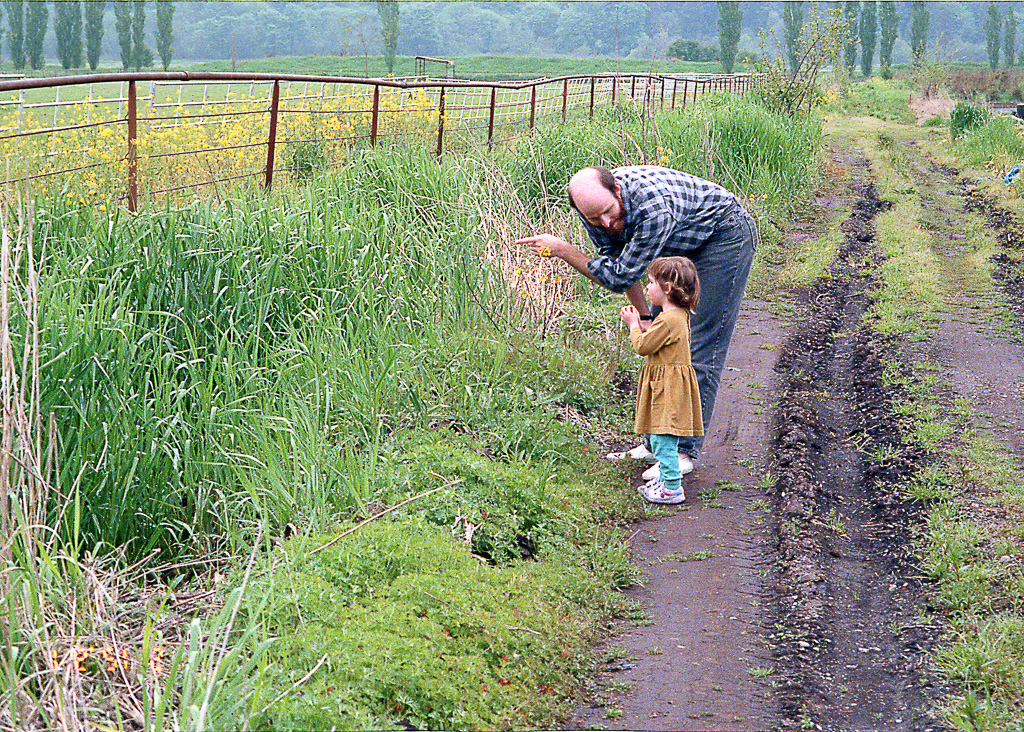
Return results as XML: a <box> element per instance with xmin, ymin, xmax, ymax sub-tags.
<box><xmin>948</xmin><ymin>68</ymin><xmax>1024</xmax><ymax>102</ymax></box>
<box><xmin>476</xmin><ymin>157</ymin><xmax>580</xmax><ymax>335</ymax></box>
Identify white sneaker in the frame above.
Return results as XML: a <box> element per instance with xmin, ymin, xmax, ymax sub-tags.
<box><xmin>641</xmin><ymin>454</ymin><xmax>694</xmax><ymax>482</ymax></box>
<box><xmin>606</xmin><ymin>443</ymin><xmax>656</xmax><ymax>463</ymax></box>
<box><xmin>640</xmin><ymin>479</ymin><xmax>686</xmax><ymax>505</ymax></box>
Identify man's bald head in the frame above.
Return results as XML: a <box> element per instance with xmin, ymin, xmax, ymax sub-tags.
<box><xmin>568</xmin><ymin>166</ymin><xmax>625</xmax><ymax>235</ymax></box>
<box><xmin>568</xmin><ymin>166</ymin><xmax>617</xmax><ymax>209</ymax></box>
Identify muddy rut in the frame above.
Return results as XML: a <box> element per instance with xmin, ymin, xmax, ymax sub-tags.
<box><xmin>769</xmin><ymin>155</ymin><xmax>942</xmax><ymax>732</ymax></box>
<box><xmin>565</xmin><ymin>135</ymin><xmax>1024</xmax><ymax>731</ymax></box>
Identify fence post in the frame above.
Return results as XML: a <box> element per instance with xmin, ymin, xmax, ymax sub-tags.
<box><xmin>127</xmin><ymin>80</ymin><xmax>138</xmax><ymax>213</ymax></box>
<box><xmin>562</xmin><ymin>78</ymin><xmax>568</xmax><ymax>121</ymax></box>
<box><xmin>589</xmin><ymin>77</ymin><xmax>595</xmax><ymax>118</ymax></box>
<box><xmin>436</xmin><ymin>86</ymin><xmax>446</xmax><ymax>158</ymax></box>
<box><xmin>529</xmin><ymin>84</ymin><xmax>537</xmax><ymax>129</ymax></box>
<box><xmin>370</xmin><ymin>85</ymin><xmax>380</xmax><ymax>147</ymax></box>
<box><xmin>611</xmin><ymin>76</ymin><xmax>616</xmax><ymax>105</ymax></box>
<box><xmin>264</xmin><ymin>80</ymin><xmax>280</xmax><ymax>190</ymax></box>
<box><xmin>630</xmin><ymin>75</ymin><xmax>636</xmax><ymax>102</ymax></box>
<box><xmin>671</xmin><ymin>78</ymin><xmax>677</xmax><ymax>110</ymax></box>
<box><xmin>660</xmin><ymin>77</ymin><xmax>665</xmax><ymax>110</ymax></box>
<box><xmin>487</xmin><ymin>86</ymin><xmax>497</xmax><ymax>150</ymax></box>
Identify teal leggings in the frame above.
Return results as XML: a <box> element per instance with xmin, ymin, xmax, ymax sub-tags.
<box><xmin>650</xmin><ymin>434</ymin><xmax>682</xmax><ymax>494</ymax></box>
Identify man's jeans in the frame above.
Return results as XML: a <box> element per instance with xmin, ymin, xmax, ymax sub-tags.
<box><xmin>674</xmin><ymin>202</ymin><xmax>758</xmax><ymax>461</ymax></box>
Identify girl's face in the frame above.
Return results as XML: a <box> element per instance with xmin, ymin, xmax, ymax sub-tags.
<box><xmin>646</xmin><ymin>276</ymin><xmax>669</xmax><ymax>308</ymax></box>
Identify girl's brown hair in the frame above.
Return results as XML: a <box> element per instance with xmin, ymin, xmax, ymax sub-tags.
<box><xmin>648</xmin><ymin>256</ymin><xmax>700</xmax><ymax>312</ymax></box>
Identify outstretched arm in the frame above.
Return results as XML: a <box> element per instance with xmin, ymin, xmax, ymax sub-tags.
<box><xmin>515</xmin><ymin>233</ymin><xmax>652</xmax><ymax>319</ymax></box>
<box><xmin>515</xmin><ymin>233</ymin><xmax>601</xmax><ymax>285</ymax></box>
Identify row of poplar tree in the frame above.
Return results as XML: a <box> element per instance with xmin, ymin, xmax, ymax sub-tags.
<box><xmin>676</xmin><ymin>2</ymin><xmax>935</xmax><ymax>80</ymax></box>
<box><xmin>782</xmin><ymin>1</ymin><xmax>931</xmax><ymax>80</ymax></box>
<box><xmin>984</xmin><ymin>2</ymin><xmax>1022</xmax><ymax>70</ymax></box>
<box><xmin>0</xmin><ymin>0</ymin><xmax>175</xmax><ymax>72</ymax></box>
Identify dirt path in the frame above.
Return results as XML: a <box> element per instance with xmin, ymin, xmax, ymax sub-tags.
<box><xmin>567</xmin><ymin>297</ymin><xmax>784</xmax><ymax>731</ymax></box>
<box><xmin>767</xmin><ymin>146</ymin><xmax>944</xmax><ymax>731</ymax></box>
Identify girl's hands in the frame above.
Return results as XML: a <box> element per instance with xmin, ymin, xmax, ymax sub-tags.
<box><xmin>620</xmin><ymin>305</ymin><xmax>641</xmax><ymax>328</ymax></box>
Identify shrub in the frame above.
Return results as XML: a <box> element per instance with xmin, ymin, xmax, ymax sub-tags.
<box><xmin>949</xmin><ymin>68</ymin><xmax>1024</xmax><ymax>102</ymax></box>
<box><xmin>949</xmin><ymin>102</ymin><xmax>990</xmax><ymax>140</ymax></box>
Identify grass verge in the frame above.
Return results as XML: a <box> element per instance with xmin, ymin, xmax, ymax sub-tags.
<box><xmin>855</xmin><ymin>118</ymin><xmax>1024</xmax><ymax>731</ymax></box>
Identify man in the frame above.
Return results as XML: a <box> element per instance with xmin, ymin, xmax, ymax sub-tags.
<box><xmin>515</xmin><ymin>165</ymin><xmax>757</xmax><ymax>477</ymax></box>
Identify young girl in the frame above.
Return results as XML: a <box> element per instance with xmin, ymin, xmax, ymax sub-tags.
<box><xmin>620</xmin><ymin>256</ymin><xmax>703</xmax><ymax>504</ymax></box>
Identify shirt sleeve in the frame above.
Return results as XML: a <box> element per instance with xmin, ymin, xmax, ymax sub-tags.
<box><xmin>587</xmin><ymin>200</ymin><xmax>676</xmax><ymax>293</ymax></box>
<box><xmin>629</xmin><ymin>316</ymin><xmax>677</xmax><ymax>356</ymax></box>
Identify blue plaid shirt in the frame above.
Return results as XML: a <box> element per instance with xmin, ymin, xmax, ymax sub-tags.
<box><xmin>583</xmin><ymin>166</ymin><xmax>739</xmax><ymax>293</ymax></box>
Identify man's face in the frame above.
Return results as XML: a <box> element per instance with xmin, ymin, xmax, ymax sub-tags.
<box><xmin>575</xmin><ymin>181</ymin><xmax>625</xmax><ymax>235</ymax></box>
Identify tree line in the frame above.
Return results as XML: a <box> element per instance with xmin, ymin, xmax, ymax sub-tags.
<box><xmin>984</xmin><ymin>0</ymin><xmax>1021</xmax><ymax>70</ymax></box>
<box><xmin>671</xmin><ymin>1</ymin><xmax>920</xmax><ymax>79</ymax></box>
<box><xmin>2</xmin><ymin>2</ymin><xmax>1019</xmax><ymax>76</ymax></box>
<box><xmin>2</xmin><ymin>0</ymin><xmax>175</xmax><ymax>72</ymax></box>
<box><xmin>773</xmin><ymin>1</ymin><xmax>958</xmax><ymax>80</ymax></box>
<box><xmin>783</xmin><ymin>1</ymin><xmax>1023</xmax><ymax>79</ymax></box>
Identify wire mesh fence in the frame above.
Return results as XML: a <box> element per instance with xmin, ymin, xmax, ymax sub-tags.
<box><xmin>0</xmin><ymin>70</ymin><xmax>757</xmax><ymax>210</ymax></box>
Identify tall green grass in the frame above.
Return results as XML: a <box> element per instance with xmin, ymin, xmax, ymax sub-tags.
<box><xmin>658</xmin><ymin>95</ymin><xmax>823</xmax><ymax>216</ymax></box>
<box><xmin>953</xmin><ymin>114</ymin><xmax>1024</xmax><ymax>166</ymax></box>
<box><xmin>495</xmin><ymin>97</ymin><xmax>822</xmax><ymax>221</ymax></box>
<box><xmin>24</xmin><ymin>98</ymin><xmax>822</xmax><ymax>562</ymax></box>
<box><xmin>34</xmin><ymin>150</ymin><xmax>479</xmax><ymax>556</ymax></box>
<box><xmin>29</xmin><ymin>145</ymin><xmax>621</xmax><ymax>561</ymax></box>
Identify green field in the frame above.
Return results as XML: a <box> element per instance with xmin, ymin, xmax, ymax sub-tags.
<box><xmin>0</xmin><ymin>53</ymin><xmax>745</xmax><ymax>81</ymax></box>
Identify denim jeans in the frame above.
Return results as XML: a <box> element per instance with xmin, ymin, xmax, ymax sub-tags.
<box><xmin>673</xmin><ymin>202</ymin><xmax>758</xmax><ymax>461</ymax></box>
<box><xmin>650</xmin><ymin>434</ymin><xmax>682</xmax><ymax>493</ymax></box>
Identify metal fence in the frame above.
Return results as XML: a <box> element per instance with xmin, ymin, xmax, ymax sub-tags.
<box><xmin>0</xmin><ymin>70</ymin><xmax>758</xmax><ymax>210</ymax></box>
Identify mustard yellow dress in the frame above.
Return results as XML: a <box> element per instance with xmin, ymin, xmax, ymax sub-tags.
<box><xmin>629</xmin><ymin>309</ymin><xmax>703</xmax><ymax>437</ymax></box>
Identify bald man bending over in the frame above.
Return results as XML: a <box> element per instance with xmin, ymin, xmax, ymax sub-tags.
<box><xmin>516</xmin><ymin>165</ymin><xmax>757</xmax><ymax>474</ymax></box>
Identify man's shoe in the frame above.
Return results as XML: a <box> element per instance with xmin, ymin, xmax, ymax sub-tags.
<box><xmin>679</xmin><ymin>455</ymin><xmax>694</xmax><ymax>475</ymax></box>
<box><xmin>606</xmin><ymin>443</ymin><xmax>656</xmax><ymax>463</ymax></box>
<box><xmin>641</xmin><ymin>454</ymin><xmax>694</xmax><ymax>482</ymax></box>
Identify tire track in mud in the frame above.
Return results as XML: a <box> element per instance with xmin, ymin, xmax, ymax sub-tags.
<box><xmin>896</xmin><ymin>142</ymin><xmax>1024</xmax><ymax>455</ymax></box>
<box><xmin>769</xmin><ymin>154</ymin><xmax>943</xmax><ymax>732</ymax></box>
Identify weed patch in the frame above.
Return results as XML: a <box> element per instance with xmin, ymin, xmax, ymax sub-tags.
<box><xmin>245</xmin><ymin>521</ymin><xmax>621</xmax><ymax>730</ymax></box>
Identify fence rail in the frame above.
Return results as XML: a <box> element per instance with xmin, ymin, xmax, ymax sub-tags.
<box><xmin>0</xmin><ymin>70</ymin><xmax>758</xmax><ymax>210</ymax></box>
